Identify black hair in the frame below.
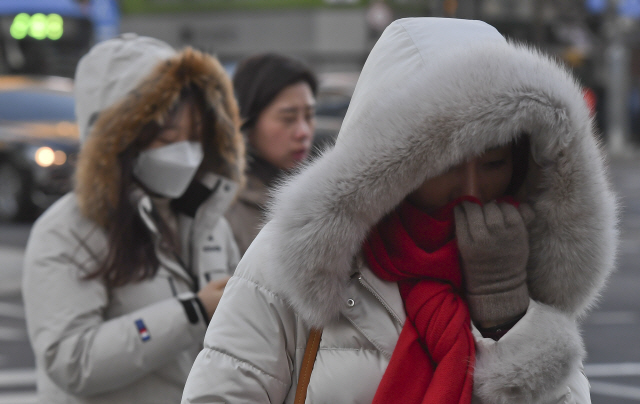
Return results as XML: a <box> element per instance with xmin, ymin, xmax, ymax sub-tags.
<box><xmin>232</xmin><ymin>53</ymin><xmax>318</xmax><ymax>131</ymax></box>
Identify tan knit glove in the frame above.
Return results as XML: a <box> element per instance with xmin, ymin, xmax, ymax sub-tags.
<box><xmin>454</xmin><ymin>201</ymin><xmax>534</xmax><ymax>326</ymax></box>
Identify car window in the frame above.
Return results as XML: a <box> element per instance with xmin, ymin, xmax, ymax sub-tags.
<box><xmin>0</xmin><ymin>90</ymin><xmax>75</xmax><ymax>121</ymax></box>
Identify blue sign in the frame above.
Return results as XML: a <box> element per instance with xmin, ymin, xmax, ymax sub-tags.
<box><xmin>619</xmin><ymin>0</ymin><xmax>640</xmax><ymax>18</ymax></box>
<box><xmin>586</xmin><ymin>0</ymin><xmax>607</xmax><ymax>14</ymax></box>
<box><xmin>90</xmin><ymin>0</ymin><xmax>120</xmax><ymax>42</ymax></box>
<box><xmin>0</xmin><ymin>0</ymin><xmax>85</xmax><ymax>17</ymax></box>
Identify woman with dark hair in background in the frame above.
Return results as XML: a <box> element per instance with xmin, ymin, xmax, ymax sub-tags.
<box><xmin>225</xmin><ymin>53</ymin><xmax>317</xmax><ymax>255</ymax></box>
<box><xmin>22</xmin><ymin>34</ymin><xmax>245</xmax><ymax>404</ymax></box>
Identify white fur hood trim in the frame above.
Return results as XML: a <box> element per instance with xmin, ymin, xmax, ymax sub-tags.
<box><xmin>263</xmin><ymin>18</ymin><xmax>618</xmax><ymax>328</ymax></box>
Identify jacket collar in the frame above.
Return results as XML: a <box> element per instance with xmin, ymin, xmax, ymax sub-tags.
<box><xmin>248</xmin><ymin>151</ymin><xmax>281</xmax><ymax>189</ymax></box>
<box><xmin>237</xmin><ymin>152</ymin><xmax>281</xmax><ymax>209</ymax></box>
<box><xmin>134</xmin><ymin>174</ymin><xmax>238</xmax><ymax>286</ymax></box>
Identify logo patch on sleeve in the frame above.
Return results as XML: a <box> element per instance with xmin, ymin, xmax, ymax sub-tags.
<box><xmin>135</xmin><ymin>319</ymin><xmax>151</xmax><ymax>342</ymax></box>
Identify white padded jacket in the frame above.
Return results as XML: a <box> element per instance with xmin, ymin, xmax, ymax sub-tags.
<box><xmin>183</xmin><ymin>18</ymin><xmax>617</xmax><ymax>404</ymax></box>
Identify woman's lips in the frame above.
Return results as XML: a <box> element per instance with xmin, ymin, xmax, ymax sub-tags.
<box><xmin>292</xmin><ymin>149</ymin><xmax>308</xmax><ymax>161</ymax></box>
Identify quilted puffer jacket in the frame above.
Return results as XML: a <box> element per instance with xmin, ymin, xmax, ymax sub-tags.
<box><xmin>182</xmin><ymin>18</ymin><xmax>617</xmax><ymax>404</ymax></box>
<box><xmin>23</xmin><ymin>35</ymin><xmax>245</xmax><ymax>404</ymax></box>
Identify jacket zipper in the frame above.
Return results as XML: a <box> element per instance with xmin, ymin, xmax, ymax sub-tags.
<box><xmin>356</xmin><ymin>272</ymin><xmax>403</xmax><ymax>325</ymax></box>
<box><xmin>139</xmin><ymin>196</ymin><xmax>198</xmax><ymax>291</ymax></box>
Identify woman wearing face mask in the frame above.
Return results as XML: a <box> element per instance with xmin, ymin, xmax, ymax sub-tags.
<box><xmin>182</xmin><ymin>18</ymin><xmax>618</xmax><ymax>404</ymax></box>
<box><xmin>225</xmin><ymin>53</ymin><xmax>317</xmax><ymax>255</ymax></box>
<box><xmin>22</xmin><ymin>34</ymin><xmax>244</xmax><ymax>404</ymax></box>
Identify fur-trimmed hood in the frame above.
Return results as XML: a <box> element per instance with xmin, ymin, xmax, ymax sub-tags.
<box><xmin>262</xmin><ymin>18</ymin><xmax>618</xmax><ymax>328</ymax></box>
<box><xmin>75</xmin><ymin>45</ymin><xmax>244</xmax><ymax>228</ymax></box>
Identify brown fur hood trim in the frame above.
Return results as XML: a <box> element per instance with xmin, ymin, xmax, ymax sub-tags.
<box><xmin>75</xmin><ymin>47</ymin><xmax>245</xmax><ymax>228</ymax></box>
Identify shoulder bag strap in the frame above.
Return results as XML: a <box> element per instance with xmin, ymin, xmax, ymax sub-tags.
<box><xmin>294</xmin><ymin>327</ymin><xmax>323</xmax><ymax>404</ymax></box>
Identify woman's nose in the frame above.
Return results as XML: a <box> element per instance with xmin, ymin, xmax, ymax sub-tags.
<box><xmin>461</xmin><ymin>160</ymin><xmax>482</xmax><ymax>199</ymax></box>
<box><xmin>293</xmin><ymin>118</ymin><xmax>313</xmax><ymax>140</ymax></box>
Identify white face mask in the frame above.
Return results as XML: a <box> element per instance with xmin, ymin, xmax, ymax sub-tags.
<box><xmin>133</xmin><ymin>141</ymin><xmax>204</xmax><ymax>198</ymax></box>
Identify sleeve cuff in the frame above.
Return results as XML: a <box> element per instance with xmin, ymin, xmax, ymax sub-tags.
<box><xmin>471</xmin><ymin>300</ymin><xmax>585</xmax><ymax>403</ymax></box>
<box><xmin>177</xmin><ymin>293</ymin><xmax>209</xmax><ymax>326</ymax></box>
<box><xmin>466</xmin><ymin>282</ymin><xmax>530</xmax><ymax>325</ymax></box>
<box><xmin>475</xmin><ymin>310</ymin><xmax>526</xmax><ymax>341</ymax></box>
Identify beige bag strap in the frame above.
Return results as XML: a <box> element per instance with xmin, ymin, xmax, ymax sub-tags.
<box><xmin>294</xmin><ymin>327</ymin><xmax>323</xmax><ymax>404</ymax></box>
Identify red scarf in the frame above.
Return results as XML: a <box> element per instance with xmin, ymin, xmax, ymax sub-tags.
<box><xmin>363</xmin><ymin>198</ymin><xmax>476</xmax><ymax>404</ymax></box>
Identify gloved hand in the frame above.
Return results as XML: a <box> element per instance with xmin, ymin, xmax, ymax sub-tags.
<box><xmin>454</xmin><ymin>201</ymin><xmax>534</xmax><ymax>327</ymax></box>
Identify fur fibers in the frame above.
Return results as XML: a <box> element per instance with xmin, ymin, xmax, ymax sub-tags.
<box><xmin>75</xmin><ymin>48</ymin><xmax>245</xmax><ymax>228</ymax></box>
<box><xmin>260</xmin><ymin>19</ymin><xmax>617</xmax><ymax>402</ymax></box>
<box><xmin>473</xmin><ymin>302</ymin><xmax>585</xmax><ymax>403</ymax></box>
<box><xmin>265</xmin><ymin>36</ymin><xmax>617</xmax><ymax>327</ymax></box>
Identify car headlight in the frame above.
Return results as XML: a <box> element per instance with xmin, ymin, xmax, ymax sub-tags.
<box><xmin>53</xmin><ymin>149</ymin><xmax>67</xmax><ymax>165</ymax></box>
<box><xmin>34</xmin><ymin>146</ymin><xmax>54</xmax><ymax>167</ymax></box>
<box><xmin>31</xmin><ymin>146</ymin><xmax>68</xmax><ymax>167</ymax></box>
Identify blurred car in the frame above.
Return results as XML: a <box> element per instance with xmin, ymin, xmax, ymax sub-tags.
<box><xmin>0</xmin><ymin>75</ymin><xmax>78</xmax><ymax>221</ymax></box>
<box><xmin>312</xmin><ymin>71</ymin><xmax>358</xmax><ymax>155</ymax></box>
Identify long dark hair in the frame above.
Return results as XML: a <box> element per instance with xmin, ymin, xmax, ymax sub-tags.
<box><xmin>86</xmin><ymin>85</ymin><xmax>213</xmax><ymax>288</ymax></box>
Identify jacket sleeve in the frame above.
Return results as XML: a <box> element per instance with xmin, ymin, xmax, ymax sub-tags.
<box><xmin>182</xmin><ymin>273</ymin><xmax>299</xmax><ymax>403</ymax></box>
<box><xmin>472</xmin><ymin>300</ymin><xmax>590</xmax><ymax>404</ymax></box>
<box><xmin>22</xmin><ymin>212</ymin><xmax>207</xmax><ymax>396</ymax></box>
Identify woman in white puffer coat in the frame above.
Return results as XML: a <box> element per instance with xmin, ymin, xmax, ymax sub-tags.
<box><xmin>23</xmin><ymin>35</ymin><xmax>244</xmax><ymax>404</ymax></box>
<box><xmin>182</xmin><ymin>18</ymin><xmax>617</xmax><ymax>404</ymax></box>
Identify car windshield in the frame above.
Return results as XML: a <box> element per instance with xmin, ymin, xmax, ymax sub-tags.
<box><xmin>0</xmin><ymin>90</ymin><xmax>75</xmax><ymax>121</ymax></box>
